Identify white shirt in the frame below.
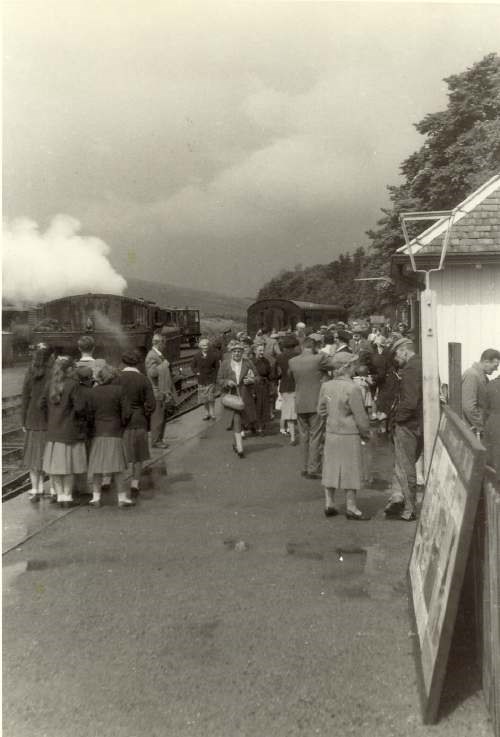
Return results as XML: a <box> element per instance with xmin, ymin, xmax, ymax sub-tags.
<box><xmin>230</xmin><ymin>359</ymin><xmax>242</xmax><ymax>384</ymax></box>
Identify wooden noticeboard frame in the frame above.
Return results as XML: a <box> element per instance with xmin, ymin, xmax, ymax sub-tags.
<box><xmin>408</xmin><ymin>406</ymin><xmax>486</xmax><ymax>723</ymax></box>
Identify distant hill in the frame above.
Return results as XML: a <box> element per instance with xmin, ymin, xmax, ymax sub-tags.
<box><xmin>125</xmin><ymin>277</ymin><xmax>252</xmax><ymax>319</ymax></box>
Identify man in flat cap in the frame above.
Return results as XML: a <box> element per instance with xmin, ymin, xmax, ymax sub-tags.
<box><xmin>384</xmin><ymin>336</ymin><xmax>422</xmax><ymax>521</ymax></box>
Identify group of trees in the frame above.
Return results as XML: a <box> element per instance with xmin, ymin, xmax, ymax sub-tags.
<box><xmin>258</xmin><ymin>53</ymin><xmax>500</xmax><ymax>316</ymax></box>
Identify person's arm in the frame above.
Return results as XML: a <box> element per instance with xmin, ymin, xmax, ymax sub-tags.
<box><xmin>144</xmin><ymin>379</ymin><xmax>156</xmax><ymax>417</ymax></box>
<box><xmin>395</xmin><ymin>364</ymin><xmax>422</xmax><ymax>424</ymax></box>
<box><xmin>349</xmin><ymin>385</ymin><xmax>371</xmax><ymax>439</ymax></box>
<box><xmin>317</xmin><ymin>384</ymin><xmax>328</xmax><ymax>417</ymax></box>
<box><xmin>145</xmin><ymin>353</ymin><xmax>160</xmax><ymax>379</ymax></box>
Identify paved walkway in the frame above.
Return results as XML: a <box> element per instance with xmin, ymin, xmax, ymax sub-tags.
<box><xmin>2</xmin><ymin>407</ymin><xmax>491</xmax><ymax>737</ymax></box>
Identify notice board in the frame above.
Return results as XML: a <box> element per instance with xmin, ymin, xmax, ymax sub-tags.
<box><xmin>408</xmin><ymin>406</ymin><xmax>486</xmax><ymax>723</ymax></box>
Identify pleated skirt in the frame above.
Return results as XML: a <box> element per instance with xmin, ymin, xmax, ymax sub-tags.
<box><xmin>88</xmin><ymin>437</ymin><xmax>128</xmax><ymax>476</ymax></box>
<box><xmin>123</xmin><ymin>427</ymin><xmax>150</xmax><ymax>463</ymax></box>
<box><xmin>198</xmin><ymin>383</ymin><xmax>216</xmax><ymax>403</ymax></box>
<box><xmin>23</xmin><ymin>429</ymin><xmax>47</xmax><ymax>470</ymax></box>
<box><xmin>43</xmin><ymin>441</ymin><xmax>87</xmax><ymax>475</ymax></box>
<box><xmin>322</xmin><ymin>433</ymin><xmax>363</xmax><ymax>490</ymax></box>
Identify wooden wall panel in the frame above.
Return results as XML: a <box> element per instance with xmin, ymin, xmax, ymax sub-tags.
<box><xmin>430</xmin><ymin>265</ymin><xmax>500</xmax><ymax>385</ymax></box>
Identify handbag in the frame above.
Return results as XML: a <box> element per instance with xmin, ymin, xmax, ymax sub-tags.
<box><xmin>221</xmin><ymin>392</ymin><xmax>245</xmax><ymax>412</ymax></box>
<box><xmin>275</xmin><ymin>394</ymin><xmax>283</xmax><ymax>411</ymax></box>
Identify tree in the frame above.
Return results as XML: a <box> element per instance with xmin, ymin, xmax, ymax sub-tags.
<box><xmin>368</xmin><ymin>53</ymin><xmax>500</xmax><ymax>264</ymax></box>
<box><xmin>257</xmin><ymin>54</ymin><xmax>500</xmax><ymax>316</ymax></box>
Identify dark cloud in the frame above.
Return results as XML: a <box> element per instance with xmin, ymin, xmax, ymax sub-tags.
<box><xmin>4</xmin><ymin>1</ymin><xmax>500</xmax><ymax>295</ymax></box>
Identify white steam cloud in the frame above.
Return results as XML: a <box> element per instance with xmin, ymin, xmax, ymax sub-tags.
<box><xmin>3</xmin><ymin>215</ymin><xmax>127</xmax><ymax>305</ymax></box>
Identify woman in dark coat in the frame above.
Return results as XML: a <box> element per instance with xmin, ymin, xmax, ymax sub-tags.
<box><xmin>21</xmin><ymin>343</ymin><xmax>53</xmax><ymax>502</ymax></box>
<box><xmin>485</xmin><ymin>376</ymin><xmax>500</xmax><ymax>480</ymax></box>
<box><xmin>86</xmin><ymin>363</ymin><xmax>132</xmax><ymax>507</ymax></box>
<box><xmin>317</xmin><ymin>352</ymin><xmax>371</xmax><ymax>520</ymax></box>
<box><xmin>217</xmin><ymin>342</ymin><xmax>256</xmax><ymax>458</ymax></box>
<box><xmin>115</xmin><ymin>351</ymin><xmax>156</xmax><ymax>495</ymax></box>
<box><xmin>252</xmin><ymin>342</ymin><xmax>274</xmax><ymax>434</ymax></box>
<box><xmin>42</xmin><ymin>355</ymin><xmax>87</xmax><ymax>507</ymax></box>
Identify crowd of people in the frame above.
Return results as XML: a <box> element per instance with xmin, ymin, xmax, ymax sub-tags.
<box><xmin>21</xmin><ymin>335</ymin><xmax>173</xmax><ymax>508</ymax></box>
<box><xmin>20</xmin><ymin>321</ymin><xmax>500</xmax><ymax>516</ymax></box>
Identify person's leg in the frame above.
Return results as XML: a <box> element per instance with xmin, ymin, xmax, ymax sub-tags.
<box><xmin>64</xmin><ymin>474</ymin><xmax>75</xmax><ymax>500</ymax></box>
<box><xmin>288</xmin><ymin>420</ymin><xmax>296</xmax><ymax>444</ymax></box>
<box><xmin>203</xmin><ymin>399</ymin><xmax>211</xmax><ymax>420</ymax></box>
<box><xmin>51</xmin><ymin>475</ymin><xmax>64</xmax><ymax>502</ymax></box>
<box><xmin>345</xmin><ymin>489</ymin><xmax>370</xmax><ymax>519</ymax></box>
<box><xmin>324</xmin><ymin>486</ymin><xmax>338</xmax><ymax>516</ymax></box>
<box><xmin>28</xmin><ymin>470</ymin><xmax>41</xmax><ymax>501</ymax></box>
<box><xmin>308</xmin><ymin>413</ymin><xmax>325</xmax><ymax>475</ymax></box>
<box><xmin>131</xmin><ymin>462</ymin><xmax>142</xmax><ymax>492</ymax></box>
<box><xmin>385</xmin><ymin>424</ymin><xmax>418</xmax><ymax>519</ymax></box>
<box><xmin>297</xmin><ymin>414</ymin><xmax>310</xmax><ymax>473</ymax></box>
<box><xmin>208</xmin><ymin>399</ymin><xmax>216</xmax><ymax>419</ymax></box>
<box><xmin>115</xmin><ymin>472</ymin><xmax>134</xmax><ymax>506</ymax></box>
<box><xmin>232</xmin><ymin>412</ymin><xmax>244</xmax><ymax>455</ymax></box>
<box><xmin>91</xmin><ymin>474</ymin><xmax>102</xmax><ymax>505</ymax></box>
<box><xmin>150</xmin><ymin>399</ymin><xmax>166</xmax><ymax>446</ymax></box>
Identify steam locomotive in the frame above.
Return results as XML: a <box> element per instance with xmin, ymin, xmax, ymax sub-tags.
<box><xmin>31</xmin><ymin>294</ymin><xmax>185</xmax><ymax>364</ymax></box>
<box><xmin>2</xmin><ymin>294</ymin><xmax>201</xmax><ymax>365</ymax></box>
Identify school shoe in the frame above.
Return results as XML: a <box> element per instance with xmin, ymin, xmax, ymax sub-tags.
<box><xmin>324</xmin><ymin>507</ymin><xmax>339</xmax><ymax>517</ymax></box>
<box><xmin>28</xmin><ymin>492</ymin><xmax>41</xmax><ymax>503</ymax></box>
<box><xmin>59</xmin><ymin>500</ymin><xmax>79</xmax><ymax>509</ymax></box>
<box><xmin>153</xmin><ymin>442</ymin><xmax>168</xmax><ymax>449</ymax></box>
<box><xmin>301</xmin><ymin>472</ymin><xmax>321</xmax><ymax>480</ymax></box>
<box><xmin>203</xmin><ymin>416</ymin><xmax>211</xmax><ymax>421</ymax></box>
<box><xmin>88</xmin><ymin>499</ymin><xmax>101</xmax><ymax>508</ymax></box>
<box><xmin>118</xmin><ymin>499</ymin><xmax>136</xmax><ymax>508</ymax></box>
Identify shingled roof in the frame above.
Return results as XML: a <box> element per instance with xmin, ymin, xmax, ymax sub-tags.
<box><xmin>396</xmin><ymin>174</ymin><xmax>500</xmax><ymax>259</ymax></box>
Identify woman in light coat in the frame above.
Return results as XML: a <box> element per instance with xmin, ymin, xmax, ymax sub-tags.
<box><xmin>217</xmin><ymin>343</ymin><xmax>256</xmax><ymax>458</ymax></box>
<box><xmin>317</xmin><ymin>352</ymin><xmax>371</xmax><ymax>520</ymax></box>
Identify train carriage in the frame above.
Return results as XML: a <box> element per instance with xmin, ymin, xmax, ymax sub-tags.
<box><xmin>32</xmin><ymin>293</ymin><xmax>182</xmax><ymax>365</ymax></box>
<box><xmin>247</xmin><ymin>299</ymin><xmax>347</xmax><ymax>335</ymax></box>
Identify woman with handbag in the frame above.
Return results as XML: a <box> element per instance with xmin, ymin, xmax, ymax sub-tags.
<box><xmin>217</xmin><ymin>342</ymin><xmax>256</xmax><ymax>458</ymax></box>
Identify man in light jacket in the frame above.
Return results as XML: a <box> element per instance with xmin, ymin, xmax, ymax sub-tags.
<box><xmin>289</xmin><ymin>337</ymin><xmax>332</xmax><ymax>479</ymax></box>
<box><xmin>145</xmin><ymin>334</ymin><xmax>176</xmax><ymax>448</ymax></box>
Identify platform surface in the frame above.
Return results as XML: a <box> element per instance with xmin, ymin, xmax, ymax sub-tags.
<box><xmin>3</xmin><ymin>406</ymin><xmax>491</xmax><ymax>737</ymax></box>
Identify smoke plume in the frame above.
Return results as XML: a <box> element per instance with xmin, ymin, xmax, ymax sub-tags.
<box><xmin>3</xmin><ymin>215</ymin><xmax>127</xmax><ymax>305</ymax></box>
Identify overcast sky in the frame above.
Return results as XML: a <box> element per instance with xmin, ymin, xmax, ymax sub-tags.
<box><xmin>4</xmin><ymin>1</ymin><xmax>500</xmax><ymax>298</ymax></box>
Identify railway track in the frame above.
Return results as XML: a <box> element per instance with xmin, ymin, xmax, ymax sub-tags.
<box><xmin>2</xmin><ymin>375</ymin><xmax>215</xmax><ymax>503</ymax></box>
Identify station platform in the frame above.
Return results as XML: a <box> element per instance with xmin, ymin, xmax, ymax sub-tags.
<box><xmin>2</xmin><ymin>404</ymin><xmax>492</xmax><ymax>737</ymax></box>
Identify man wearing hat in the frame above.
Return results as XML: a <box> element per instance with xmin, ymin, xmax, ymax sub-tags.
<box><xmin>384</xmin><ymin>337</ymin><xmax>423</xmax><ymax>521</ymax></box>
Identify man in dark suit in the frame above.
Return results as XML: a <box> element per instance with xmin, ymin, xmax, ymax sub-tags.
<box><xmin>289</xmin><ymin>337</ymin><xmax>331</xmax><ymax>479</ymax></box>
